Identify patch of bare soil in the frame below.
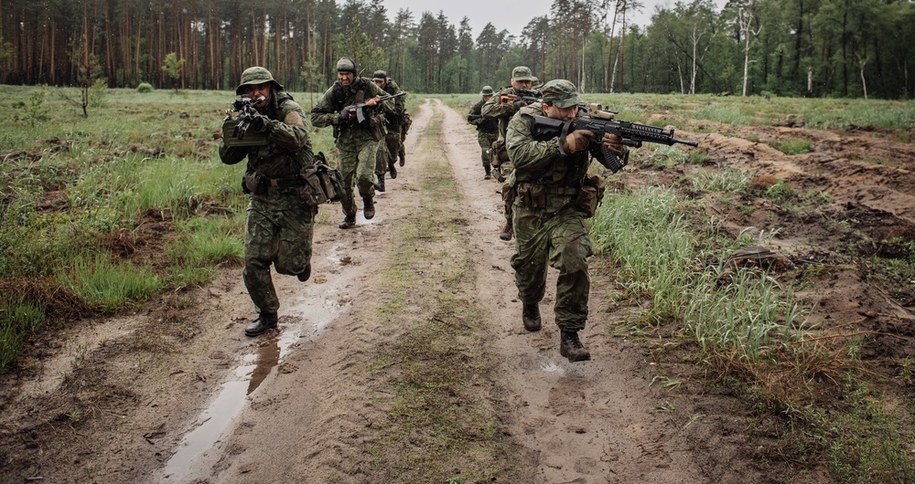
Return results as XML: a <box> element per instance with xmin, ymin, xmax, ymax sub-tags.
<box><xmin>1</xmin><ymin>98</ymin><xmax>912</xmax><ymax>483</ymax></box>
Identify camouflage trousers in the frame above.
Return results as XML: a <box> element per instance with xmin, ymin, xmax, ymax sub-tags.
<box><xmin>510</xmin><ymin>204</ymin><xmax>593</xmax><ymax>331</ymax></box>
<box><xmin>477</xmin><ymin>131</ymin><xmax>497</xmax><ymax>170</ymax></box>
<box><xmin>375</xmin><ymin>127</ymin><xmax>403</xmax><ymax>176</ymax></box>
<box><xmin>243</xmin><ymin>194</ymin><xmax>316</xmax><ymax>314</ymax></box>
<box><xmin>338</xmin><ymin>139</ymin><xmax>380</xmax><ymax>218</ymax></box>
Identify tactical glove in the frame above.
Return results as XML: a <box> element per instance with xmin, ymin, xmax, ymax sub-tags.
<box><xmin>248</xmin><ymin>113</ymin><xmax>270</xmax><ymax>132</ymax></box>
<box><xmin>338</xmin><ymin>108</ymin><xmax>353</xmax><ymax>124</ymax></box>
<box><xmin>601</xmin><ymin>132</ymin><xmax>624</xmax><ymax>155</ymax></box>
<box><xmin>563</xmin><ymin>130</ymin><xmax>595</xmax><ymax>153</ymax></box>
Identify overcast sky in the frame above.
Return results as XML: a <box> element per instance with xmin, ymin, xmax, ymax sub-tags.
<box><xmin>380</xmin><ymin>0</ymin><xmax>728</xmax><ymax>39</ymax></box>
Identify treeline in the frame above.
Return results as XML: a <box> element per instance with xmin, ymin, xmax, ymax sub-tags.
<box><xmin>1</xmin><ymin>0</ymin><xmax>913</xmax><ymax>99</ymax></box>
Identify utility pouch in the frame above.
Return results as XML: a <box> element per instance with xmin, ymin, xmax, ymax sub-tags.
<box><xmin>575</xmin><ymin>175</ymin><xmax>605</xmax><ymax>218</ymax></box>
<box><xmin>501</xmin><ymin>181</ymin><xmax>517</xmax><ymax>207</ymax></box>
<box><xmin>490</xmin><ymin>138</ymin><xmax>509</xmax><ymax>166</ymax></box>
<box><xmin>516</xmin><ymin>182</ymin><xmax>547</xmax><ymax>210</ymax></box>
<box><xmin>298</xmin><ymin>152</ymin><xmax>345</xmax><ymax>205</ymax></box>
<box><xmin>368</xmin><ymin>113</ymin><xmax>386</xmax><ymax>141</ymax></box>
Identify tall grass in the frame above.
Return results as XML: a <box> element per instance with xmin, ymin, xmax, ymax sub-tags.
<box><xmin>57</xmin><ymin>255</ymin><xmax>163</xmax><ymax>312</ymax></box>
<box><xmin>590</xmin><ymin>186</ymin><xmax>803</xmax><ymax>359</ymax></box>
<box><xmin>0</xmin><ymin>297</ymin><xmax>45</xmax><ymax>368</ymax></box>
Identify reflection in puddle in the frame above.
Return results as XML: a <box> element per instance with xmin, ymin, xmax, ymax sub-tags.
<box><xmin>161</xmin><ymin>278</ymin><xmax>351</xmax><ymax>482</ymax></box>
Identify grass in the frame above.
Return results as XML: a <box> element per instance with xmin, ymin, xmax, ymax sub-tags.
<box><xmin>365</xmin><ymin>110</ymin><xmax>507</xmax><ymax>481</ymax></box>
<box><xmin>0</xmin><ymin>297</ymin><xmax>45</xmax><ymax>369</ymax></box>
<box><xmin>588</xmin><ymin>169</ymin><xmax>913</xmax><ymax>480</ymax></box>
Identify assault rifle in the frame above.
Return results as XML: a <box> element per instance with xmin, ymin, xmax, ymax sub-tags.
<box><xmin>342</xmin><ymin>91</ymin><xmax>406</xmax><ymax>123</ymax></box>
<box><xmin>223</xmin><ymin>95</ymin><xmax>269</xmax><ymax>147</ymax></box>
<box><xmin>502</xmin><ymin>89</ymin><xmax>542</xmax><ymax>105</ymax></box>
<box><xmin>531</xmin><ymin>113</ymin><xmax>699</xmax><ymax>173</ymax></box>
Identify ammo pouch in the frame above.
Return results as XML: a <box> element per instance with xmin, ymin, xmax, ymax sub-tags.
<box><xmin>515</xmin><ymin>182</ymin><xmax>547</xmax><ymax>210</ymax></box>
<box><xmin>490</xmin><ymin>139</ymin><xmax>509</xmax><ymax>166</ymax></box>
<box><xmin>574</xmin><ymin>175</ymin><xmax>605</xmax><ymax>218</ymax></box>
<box><xmin>368</xmin><ymin>112</ymin><xmax>387</xmax><ymax>141</ymax></box>
<box><xmin>297</xmin><ymin>152</ymin><xmax>345</xmax><ymax>206</ymax></box>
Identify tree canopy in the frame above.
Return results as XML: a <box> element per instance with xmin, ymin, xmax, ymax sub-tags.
<box><xmin>1</xmin><ymin>0</ymin><xmax>912</xmax><ymax>98</ymax></box>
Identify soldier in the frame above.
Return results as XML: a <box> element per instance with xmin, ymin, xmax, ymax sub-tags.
<box><xmin>372</xmin><ymin>70</ymin><xmax>407</xmax><ymax>190</ymax></box>
<box><xmin>219</xmin><ymin>66</ymin><xmax>315</xmax><ymax>337</ymax></box>
<box><xmin>505</xmin><ymin>79</ymin><xmax>626</xmax><ymax>362</ymax></box>
<box><xmin>311</xmin><ymin>57</ymin><xmax>393</xmax><ymax>229</ymax></box>
<box><xmin>482</xmin><ymin>65</ymin><xmax>540</xmax><ymax>241</ymax></box>
<box><xmin>467</xmin><ymin>85</ymin><xmax>499</xmax><ymax>179</ymax></box>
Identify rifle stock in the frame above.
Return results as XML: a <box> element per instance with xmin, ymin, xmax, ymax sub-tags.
<box><xmin>530</xmin><ymin>114</ymin><xmax>699</xmax><ymax>173</ymax></box>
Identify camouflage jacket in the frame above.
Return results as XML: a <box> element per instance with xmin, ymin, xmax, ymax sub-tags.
<box><xmin>481</xmin><ymin>86</ymin><xmax>530</xmax><ymax>141</ymax></box>
<box><xmin>467</xmin><ymin>97</ymin><xmax>498</xmax><ymax>134</ymax></box>
<box><xmin>380</xmin><ymin>79</ymin><xmax>407</xmax><ymax>129</ymax></box>
<box><xmin>310</xmin><ymin>77</ymin><xmax>394</xmax><ymax>145</ymax></box>
<box><xmin>219</xmin><ymin>91</ymin><xmax>314</xmax><ymax>191</ymax></box>
<box><xmin>506</xmin><ymin>102</ymin><xmax>603</xmax><ymax>188</ymax></box>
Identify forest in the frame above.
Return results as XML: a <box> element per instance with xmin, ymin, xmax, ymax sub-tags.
<box><xmin>1</xmin><ymin>0</ymin><xmax>913</xmax><ymax>99</ymax></box>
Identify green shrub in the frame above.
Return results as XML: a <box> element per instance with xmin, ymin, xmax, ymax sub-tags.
<box><xmin>136</xmin><ymin>82</ymin><xmax>154</xmax><ymax>93</ymax></box>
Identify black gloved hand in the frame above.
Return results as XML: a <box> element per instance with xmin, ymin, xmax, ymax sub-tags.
<box><xmin>338</xmin><ymin>108</ymin><xmax>353</xmax><ymax>124</ymax></box>
<box><xmin>248</xmin><ymin>113</ymin><xmax>270</xmax><ymax>132</ymax></box>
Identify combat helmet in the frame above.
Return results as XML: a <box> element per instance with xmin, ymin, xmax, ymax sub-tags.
<box><xmin>235</xmin><ymin>66</ymin><xmax>283</xmax><ymax>95</ymax></box>
<box><xmin>481</xmin><ymin>85</ymin><xmax>494</xmax><ymax>95</ymax></box>
<box><xmin>372</xmin><ymin>70</ymin><xmax>388</xmax><ymax>81</ymax></box>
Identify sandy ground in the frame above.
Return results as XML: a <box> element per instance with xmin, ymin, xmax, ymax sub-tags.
<box><xmin>1</xmin><ymin>98</ymin><xmax>913</xmax><ymax>483</ymax></box>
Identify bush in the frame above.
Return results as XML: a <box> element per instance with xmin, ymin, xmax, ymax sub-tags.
<box><xmin>136</xmin><ymin>82</ymin><xmax>153</xmax><ymax>93</ymax></box>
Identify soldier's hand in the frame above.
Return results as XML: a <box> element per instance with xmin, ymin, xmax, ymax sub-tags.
<box><xmin>563</xmin><ymin>130</ymin><xmax>595</xmax><ymax>153</ymax></box>
<box><xmin>364</xmin><ymin>96</ymin><xmax>380</xmax><ymax>107</ymax></box>
<box><xmin>248</xmin><ymin>113</ymin><xmax>270</xmax><ymax>132</ymax></box>
<box><xmin>601</xmin><ymin>133</ymin><xmax>624</xmax><ymax>155</ymax></box>
<box><xmin>338</xmin><ymin>108</ymin><xmax>353</xmax><ymax>123</ymax></box>
<box><xmin>500</xmin><ymin>95</ymin><xmax>513</xmax><ymax>104</ymax></box>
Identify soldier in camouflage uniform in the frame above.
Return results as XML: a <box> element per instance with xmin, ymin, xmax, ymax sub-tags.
<box><xmin>482</xmin><ymin>66</ymin><xmax>540</xmax><ymax>241</ymax></box>
<box><xmin>372</xmin><ymin>70</ymin><xmax>407</xmax><ymax>189</ymax></box>
<box><xmin>505</xmin><ymin>79</ymin><xmax>627</xmax><ymax>362</ymax></box>
<box><xmin>311</xmin><ymin>57</ymin><xmax>393</xmax><ymax>229</ymax></box>
<box><xmin>219</xmin><ymin>66</ymin><xmax>315</xmax><ymax>337</ymax></box>
<box><xmin>467</xmin><ymin>85</ymin><xmax>498</xmax><ymax>179</ymax></box>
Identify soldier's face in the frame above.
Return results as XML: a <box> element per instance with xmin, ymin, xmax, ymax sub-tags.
<box><xmin>543</xmin><ymin>103</ymin><xmax>578</xmax><ymax>121</ymax></box>
<box><xmin>482</xmin><ymin>94</ymin><xmax>492</xmax><ymax>101</ymax></box>
<box><xmin>244</xmin><ymin>84</ymin><xmax>272</xmax><ymax>107</ymax></box>
<box><xmin>511</xmin><ymin>79</ymin><xmax>533</xmax><ymax>91</ymax></box>
<box><xmin>373</xmin><ymin>79</ymin><xmax>386</xmax><ymax>89</ymax></box>
<box><xmin>338</xmin><ymin>71</ymin><xmax>355</xmax><ymax>87</ymax></box>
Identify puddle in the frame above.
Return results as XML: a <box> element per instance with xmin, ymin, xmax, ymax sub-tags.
<box><xmin>159</xmin><ymin>248</ymin><xmax>356</xmax><ymax>482</ymax></box>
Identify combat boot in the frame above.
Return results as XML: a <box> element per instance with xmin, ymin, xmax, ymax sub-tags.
<box><xmin>522</xmin><ymin>303</ymin><xmax>542</xmax><ymax>332</ymax></box>
<box><xmin>493</xmin><ymin>166</ymin><xmax>503</xmax><ymax>182</ymax></box>
<box><xmin>339</xmin><ymin>215</ymin><xmax>356</xmax><ymax>229</ymax></box>
<box><xmin>245</xmin><ymin>312</ymin><xmax>278</xmax><ymax>337</ymax></box>
<box><xmin>297</xmin><ymin>263</ymin><xmax>311</xmax><ymax>282</ymax></box>
<box><xmin>375</xmin><ymin>174</ymin><xmax>386</xmax><ymax>192</ymax></box>
<box><xmin>499</xmin><ymin>220</ymin><xmax>513</xmax><ymax>241</ymax></box>
<box><xmin>559</xmin><ymin>330</ymin><xmax>591</xmax><ymax>362</ymax></box>
<box><xmin>363</xmin><ymin>196</ymin><xmax>375</xmax><ymax>219</ymax></box>
<box><xmin>484</xmin><ymin>166</ymin><xmax>492</xmax><ymax>180</ymax></box>
<box><xmin>399</xmin><ymin>152</ymin><xmax>405</xmax><ymax>166</ymax></box>
<box><xmin>388</xmin><ymin>161</ymin><xmax>397</xmax><ymax>179</ymax></box>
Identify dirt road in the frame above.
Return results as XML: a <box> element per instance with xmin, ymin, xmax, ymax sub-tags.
<box><xmin>3</xmin><ymin>98</ymin><xmax>880</xmax><ymax>483</ymax></box>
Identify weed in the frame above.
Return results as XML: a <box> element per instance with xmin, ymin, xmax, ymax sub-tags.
<box><xmin>770</xmin><ymin>137</ymin><xmax>813</xmax><ymax>155</ymax></box>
